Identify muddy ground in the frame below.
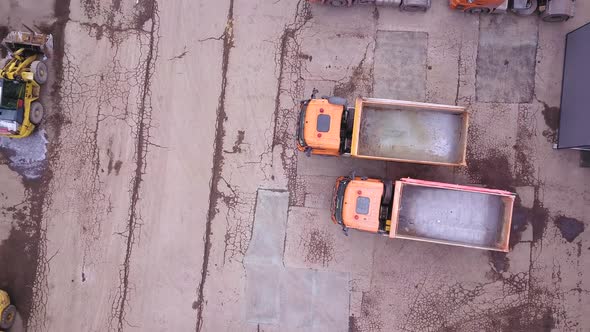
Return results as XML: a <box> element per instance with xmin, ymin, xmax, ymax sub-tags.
<box><xmin>0</xmin><ymin>0</ymin><xmax>588</xmax><ymax>331</ymax></box>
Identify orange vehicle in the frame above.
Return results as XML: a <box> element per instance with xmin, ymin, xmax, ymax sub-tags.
<box><xmin>297</xmin><ymin>95</ymin><xmax>469</xmax><ymax>166</ymax></box>
<box><xmin>332</xmin><ymin>176</ymin><xmax>516</xmax><ymax>252</ymax></box>
<box><xmin>449</xmin><ymin>0</ymin><xmax>574</xmax><ymax>22</ymax></box>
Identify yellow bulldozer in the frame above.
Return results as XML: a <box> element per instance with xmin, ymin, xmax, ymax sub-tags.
<box><xmin>0</xmin><ymin>31</ymin><xmax>50</xmax><ymax>138</ymax></box>
<box><xmin>0</xmin><ymin>290</ymin><xmax>16</xmax><ymax>331</ymax></box>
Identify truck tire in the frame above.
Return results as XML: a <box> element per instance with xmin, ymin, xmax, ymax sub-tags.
<box><xmin>0</xmin><ymin>304</ymin><xmax>16</xmax><ymax>330</ymax></box>
<box><xmin>400</xmin><ymin>0</ymin><xmax>430</xmax><ymax>11</ymax></box>
<box><xmin>381</xmin><ymin>180</ymin><xmax>393</xmax><ymax>205</ymax></box>
<box><xmin>327</xmin><ymin>96</ymin><xmax>347</xmax><ymax>106</ymax></box>
<box><xmin>329</xmin><ymin>0</ymin><xmax>348</xmax><ymax>6</ymax></box>
<box><xmin>466</xmin><ymin>6</ymin><xmax>491</xmax><ymax>14</ymax></box>
<box><xmin>30</xmin><ymin>102</ymin><xmax>44</xmax><ymax>125</ymax></box>
<box><xmin>375</xmin><ymin>0</ymin><xmax>402</xmax><ymax>6</ymax></box>
<box><xmin>31</xmin><ymin>61</ymin><xmax>48</xmax><ymax>85</ymax></box>
<box><xmin>541</xmin><ymin>13</ymin><xmax>569</xmax><ymax>22</ymax></box>
<box><xmin>541</xmin><ymin>0</ymin><xmax>574</xmax><ymax>22</ymax></box>
<box><xmin>512</xmin><ymin>0</ymin><xmax>537</xmax><ymax>16</ymax></box>
<box><xmin>346</xmin><ymin>108</ymin><xmax>355</xmax><ymax>133</ymax></box>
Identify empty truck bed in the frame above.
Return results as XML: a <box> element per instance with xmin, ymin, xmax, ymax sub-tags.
<box><xmin>351</xmin><ymin>98</ymin><xmax>469</xmax><ymax>166</ymax></box>
<box><xmin>390</xmin><ymin>179</ymin><xmax>515</xmax><ymax>251</ymax></box>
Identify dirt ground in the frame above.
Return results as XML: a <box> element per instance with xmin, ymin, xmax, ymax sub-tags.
<box><xmin>0</xmin><ymin>0</ymin><xmax>588</xmax><ymax>331</ymax></box>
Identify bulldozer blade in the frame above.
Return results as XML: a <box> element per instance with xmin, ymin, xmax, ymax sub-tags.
<box><xmin>2</xmin><ymin>31</ymin><xmax>50</xmax><ymax>55</ymax></box>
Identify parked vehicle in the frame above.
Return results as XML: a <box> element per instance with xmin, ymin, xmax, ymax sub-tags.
<box><xmin>332</xmin><ymin>176</ymin><xmax>516</xmax><ymax>252</ymax></box>
<box><xmin>0</xmin><ymin>31</ymin><xmax>50</xmax><ymax>138</ymax></box>
<box><xmin>449</xmin><ymin>0</ymin><xmax>575</xmax><ymax>22</ymax></box>
<box><xmin>297</xmin><ymin>96</ymin><xmax>469</xmax><ymax>166</ymax></box>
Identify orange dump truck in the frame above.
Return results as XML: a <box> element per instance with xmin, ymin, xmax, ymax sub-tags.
<box><xmin>297</xmin><ymin>97</ymin><xmax>469</xmax><ymax>166</ymax></box>
<box><xmin>332</xmin><ymin>176</ymin><xmax>516</xmax><ymax>252</ymax></box>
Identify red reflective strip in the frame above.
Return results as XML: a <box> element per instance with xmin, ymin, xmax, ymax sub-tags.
<box><xmin>17</xmin><ymin>99</ymin><xmax>23</xmax><ymax>109</ymax></box>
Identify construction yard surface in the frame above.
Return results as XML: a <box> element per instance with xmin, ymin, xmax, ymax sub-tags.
<box><xmin>0</xmin><ymin>0</ymin><xmax>588</xmax><ymax>331</ymax></box>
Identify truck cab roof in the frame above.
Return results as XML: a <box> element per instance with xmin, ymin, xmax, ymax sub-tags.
<box><xmin>341</xmin><ymin>177</ymin><xmax>383</xmax><ymax>233</ymax></box>
<box><xmin>300</xmin><ymin>99</ymin><xmax>343</xmax><ymax>154</ymax></box>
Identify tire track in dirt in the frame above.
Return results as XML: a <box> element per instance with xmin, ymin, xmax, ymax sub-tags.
<box><xmin>272</xmin><ymin>0</ymin><xmax>312</xmax><ymax>206</ymax></box>
<box><xmin>45</xmin><ymin>4</ymin><xmax>151</xmax><ymax>329</ymax></box>
<box><xmin>194</xmin><ymin>1</ymin><xmax>234</xmax><ymax>331</ymax></box>
<box><xmin>219</xmin><ymin>177</ymin><xmax>256</xmax><ymax>264</ymax></box>
<box><xmin>108</xmin><ymin>1</ymin><xmax>160</xmax><ymax>330</ymax></box>
<box><xmin>17</xmin><ymin>1</ymin><xmax>71</xmax><ymax>330</ymax></box>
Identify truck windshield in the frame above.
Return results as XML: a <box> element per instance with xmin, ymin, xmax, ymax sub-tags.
<box><xmin>332</xmin><ymin>178</ymin><xmax>350</xmax><ymax>225</ymax></box>
<box><xmin>0</xmin><ymin>79</ymin><xmax>25</xmax><ymax>110</ymax></box>
<box><xmin>297</xmin><ymin>101</ymin><xmax>307</xmax><ymax>148</ymax></box>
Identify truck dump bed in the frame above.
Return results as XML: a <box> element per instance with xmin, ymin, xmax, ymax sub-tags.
<box><xmin>390</xmin><ymin>179</ymin><xmax>515</xmax><ymax>252</ymax></box>
<box><xmin>351</xmin><ymin>98</ymin><xmax>469</xmax><ymax>166</ymax></box>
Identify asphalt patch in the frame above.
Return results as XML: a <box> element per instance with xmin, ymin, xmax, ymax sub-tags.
<box><xmin>554</xmin><ymin>216</ymin><xmax>585</xmax><ymax>243</ymax></box>
<box><xmin>373</xmin><ymin>30</ymin><xmax>427</xmax><ymax>101</ymax></box>
<box><xmin>476</xmin><ymin>15</ymin><xmax>538</xmax><ymax>103</ymax></box>
<box><xmin>541</xmin><ymin>102</ymin><xmax>560</xmax><ymax>143</ymax></box>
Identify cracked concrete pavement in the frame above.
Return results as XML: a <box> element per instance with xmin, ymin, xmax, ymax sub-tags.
<box><xmin>0</xmin><ymin>0</ymin><xmax>589</xmax><ymax>331</ymax></box>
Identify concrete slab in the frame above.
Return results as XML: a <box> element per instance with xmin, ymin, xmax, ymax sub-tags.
<box><xmin>373</xmin><ymin>30</ymin><xmax>428</xmax><ymax>101</ymax></box>
<box><xmin>312</xmin><ymin>271</ymin><xmax>350</xmax><ymax>332</ymax></box>
<box><xmin>299</xmin><ymin>175</ymin><xmax>339</xmax><ymax>209</ymax></box>
<box><xmin>244</xmin><ymin>190</ymin><xmax>290</xmax><ymax>266</ymax></box>
<box><xmin>284</xmin><ymin>206</ymin><xmax>375</xmax><ymax>273</ymax></box>
<box><xmin>279</xmin><ymin>268</ymin><xmax>314</xmax><ymax>329</ymax></box>
<box><xmin>476</xmin><ymin>15</ymin><xmax>538</xmax><ymax>103</ymax></box>
<box><xmin>462</xmin><ymin>103</ymin><xmax>519</xmax><ymax>186</ymax></box>
<box><xmin>245</xmin><ymin>264</ymin><xmax>281</xmax><ymax>324</ymax></box>
<box><xmin>245</xmin><ymin>265</ymin><xmax>350</xmax><ymax>330</ymax></box>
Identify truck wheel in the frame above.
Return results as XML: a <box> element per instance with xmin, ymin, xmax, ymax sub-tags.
<box><xmin>327</xmin><ymin>96</ymin><xmax>347</xmax><ymax>106</ymax></box>
<box><xmin>30</xmin><ymin>102</ymin><xmax>44</xmax><ymax>125</ymax></box>
<box><xmin>512</xmin><ymin>0</ymin><xmax>537</xmax><ymax>16</ymax></box>
<box><xmin>329</xmin><ymin>0</ymin><xmax>347</xmax><ymax>6</ymax></box>
<box><xmin>0</xmin><ymin>304</ymin><xmax>16</xmax><ymax>330</ymax></box>
<box><xmin>401</xmin><ymin>5</ymin><xmax>427</xmax><ymax>11</ymax></box>
<box><xmin>466</xmin><ymin>6</ymin><xmax>490</xmax><ymax>14</ymax></box>
<box><xmin>31</xmin><ymin>61</ymin><xmax>48</xmax><ymax>85</ymax></box>
<box><xmin>346</xmin><ymin>108</ymin><xmax>355</xmax><ymax>133</ymax></box>
<box><xmin>381</xmin><ymin>181</ymin><xmax>393</xmax><ymax>205</ymax></box>
<box><xmin>541</xmin><ymin>13</ymin><xmax>570</xmax><ymax>22</ymax></box>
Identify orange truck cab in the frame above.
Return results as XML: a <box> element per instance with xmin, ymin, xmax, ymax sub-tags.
<box><xmin>297</xmin><ymin>97</ymin><xmax>352</xmax><ymax>157</ymax></box>
<box><xmin>331</xmin><ymin>176</ymin><xmax>516</xmax><ymax>252</ymax></box>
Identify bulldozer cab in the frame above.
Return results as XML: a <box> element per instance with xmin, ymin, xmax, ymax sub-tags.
<box><xmin>0</xmin><ymin>79</ymin><xmax>26</xmax><ymax>134</ymax></box>
<box><xmin>297</xmin><ymin>99</ymin><xmax>345</xmax><ymax>156</ymax></box>
<box><xmin>332</xmin><ymin>176</ymin><xmax>384</xmax><ymax>233</ymax></box>
<box><xmin>0</xmin><ymin>79</ymin><xmax>26</xmax><ymax>109</ymax></box>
